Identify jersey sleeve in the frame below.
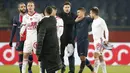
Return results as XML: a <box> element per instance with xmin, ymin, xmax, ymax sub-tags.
<box><xmin>101</xmin><ymin>19</ymin><xmax>109</xmax><ymax>41</ymax></box>
<box><xmin>12</xmin><ymin>16</ymin><xmax>17</xmax><ymax>26</ymax></box>
<box><xmin>87</xmin><ymin>16</ymin><xmax>93</xmax><ymax>23</ymax></box>
<box><xmin>87</xmin><ymin>16</ymin><xmax>93</xmax><ymax>35</ymax></box>
<box><xmin>38</xmin><ymin>13</ymin><xmax>44</xmax><ymax>22</ymax></box>
<box><xmin>10</xmin><ymin>16</ymin><xmax>17</xmax><ymax>42</ymax></box>
<box><xmin>57</xmin><ymin>18</ymin><xmax>64</xmax><ymax>39</ymax></box>
<box><xmin>36</xmin><ymin>19</ymin><xmax>46</xmax><ymax>56</ymax></box>
<box><xmin>20</xmin><ymin>15</ymin><xmax>27</xmax><ymax>35</ymax></box>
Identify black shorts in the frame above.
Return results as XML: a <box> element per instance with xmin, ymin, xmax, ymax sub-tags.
<box><xmin>16</xmin><ymin>41</ymin><xmax>24</xmax><ymax>51</ymax></box>
<box><xmin>77</xmin><ymin>39</ymin><xmax>89</xmax><ymax>56</ymax></box>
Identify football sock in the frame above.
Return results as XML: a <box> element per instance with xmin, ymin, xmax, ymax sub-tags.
<box><xmin>79</xmin><ymin>61</ymin><xmax>86</xmax><ymax>73</ymax></box>
<box><xmin>19</xmin><ymin>54</ymin><xmax>23</xmax><ymax>73</ymax></box>
<box><xmin>28</xmin><ymin>55</ymin><xmax>33</xmax><ymax>70</ymax></box>
<box><xmin>22</xmin><ymin>59</ymin><xmax>28</xmax><ymax>73</ymax></box>
<box><xmin>94</xmin><ymin>58</ymin><xmax>100</xmax><ymax>73</ymax></box>
<box><xmin>86</xmin><ymin>59</ymin><xmax>94</xmax><ymax>72</ymax></box>
<box><xmin>100</xmin><ymin>61</ymin><xmax>107</xmax><ymax>73</ymax></box>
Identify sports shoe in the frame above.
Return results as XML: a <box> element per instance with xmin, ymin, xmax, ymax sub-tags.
<box><xmin>28</xmin><ymin>70</ymin><xmax>32</xmax><ymax>73</ymax></box>
<box><xmin>102</xmin><ymin>42</ymin><xmax>113</xmax><ymax>50</ymax></box>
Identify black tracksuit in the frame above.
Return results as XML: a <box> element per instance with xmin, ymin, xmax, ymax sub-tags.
<box><xmin>36</xmin><ymin>16</ymin><xmax>62</xmax><ymax>73</ymax></box>
<box><xmin>58</xmin><ymin>12</ymin><xmax>76</xmax><ymax>73</ymax></box>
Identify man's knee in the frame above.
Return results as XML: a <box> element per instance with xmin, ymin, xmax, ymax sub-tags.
<box><xmin>99</xmin><ymin>55</ymin><xmax>104</xmax><ymax>62</ymax></box>
<box><xmin>94</xmin><ymin>52</ymin><xmax>100</xmax><ymax>59</ymax></box>
<box><xmin>80</xmin><ymin>56</ymin><xmax>86</xmax><ymax>61</ymax></box>
<box><xmin>18</xmin><ymin>51</ymin><xmax>23</xmax><ymax>54</ymax></box>
<box><xmin>23</xmin><ymin>53</ymin><xmax>30</xmax><ymax>59</ymax></box>
<box><xmin>28</xmin><ymin>55</ymin><xmax>33</xmax><ymax>61</ymax></box>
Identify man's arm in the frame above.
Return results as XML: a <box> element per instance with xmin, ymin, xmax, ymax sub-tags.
<box><xmin>57</xmin><ymin>18</ymin><xmax>64</xmax><ymax>39</ymax></box>
<box><xmin>9</xmin><ymin>17</ymin><xmax>17</xmax><ymax>47</ymax></box>
<box><xmin>101</xmin><ymin>19</ymin><xmax>109</xmax><ymax>42</ymax></box>
<box><xmin>87</xmin><ymin>16</ymin><xmax>93</xmax><ymax>35</ymax></box>
<box><xmin>20</xmin><ymin>16</ymin><xmax>27</xmax><ymax>37</ymax></box>
<box><xmin>36</xmin><ymin>20</ymin><xmax>46</xmax><ymax>56</ymax></box>
<box><xmin>87</xmin><ymin>16</ymin><xmax>93</xmax><ymax>23</ymax></box>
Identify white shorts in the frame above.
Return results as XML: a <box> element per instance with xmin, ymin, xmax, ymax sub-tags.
<box><xmin>23</xmin><ymin>38</ymin><xmax>37</xmax><ymax>54</ymax></box>
<box><xmin>94</xmin><ymin>39</ymin><xmax>103</xmax><ymax>54</ymax></box>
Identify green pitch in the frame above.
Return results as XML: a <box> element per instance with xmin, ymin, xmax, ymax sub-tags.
<box><xmin>0</xmin><ymin>65</ymin><xmax>130</xmax><ymax>73</ymax></box>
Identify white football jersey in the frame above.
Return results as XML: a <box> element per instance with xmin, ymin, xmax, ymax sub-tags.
<box><xmin>91</xmin><ymin>17</ymin><xmax>109</xmax><ymax>41</ymax></box>
<box><xmin>55</xmin><ymin>16</ymin><xmax>64</xmax><ymax>39</ymax></box>
<box><xmin>20</xmin><ymin>12</ymin><xmax>43</xmax><ymax>39</ymax></box>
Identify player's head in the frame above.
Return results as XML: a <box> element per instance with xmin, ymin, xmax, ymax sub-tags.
<box><xmin>18</xmin><ymin>2</ymin><xmax>26</xmax><ymax>14</ymax></box>
<box><xmin>45</xmin><ymin>6</ymin><xmax>53</xmax><ymax>16</ymax></box>
<box><xmin>51</xmin><ymin>5</ymin><xmax>57</xmax><ymax>16</ymax></box>
<box><xmin>90</xmin><ymin>7</ymin><xmax>99</xmax><ymax>18</ymax></box>
<box><xmin>77</xmin><ymin>7</ymin><xmax>86</xmax><ymax>17</ymax></box>
<box><xmin>27</xmin><ymin>1</ymin><xmax>35</xmax><ymax>12</ymax></box>
<box><xmin>63</xmin><ymin>1</ymin><xmax>71</xmax><ymax>13</ymax></box>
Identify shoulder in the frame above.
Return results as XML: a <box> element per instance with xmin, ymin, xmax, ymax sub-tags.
<box><xmin>51</xmin><ymin>16</ymin><xmax>56</xmax><ymax>21</ymax></box>
<box><xmin>23</xmin><ymin>14</ymin><xmax>28</xmax><ymax>19</ymax></box>
<box><xmin>99</xmin><ymin>17</ymin><xmax>105</xmax><ymax>21</ymax></box>
<box><xmin>56</xmin><ymin>16</ymin><xmax>62</xmax><ymax>20</ymax></box>
<box><xmin>34</xmin><ymin>12</ymin><xmax>42</xmax><ymax>17</ymax></box>
<box><xmin>85</xmin><ymin>16</ymin><xmax>91</xmax><ymax>19</ymax></box>
<box><xmin>56</xmin><ymin>16</ymin><xmax>63</xmax><ymax>23</ymax></box>
<box><xmin>85</xmin><ymin>16</ymin><xmax>93</xmax><ymax>21</ymax></box>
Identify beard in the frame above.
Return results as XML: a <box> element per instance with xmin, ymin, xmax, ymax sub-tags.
<box><xmin>19</xmin><ymin>9</ymin><xmax>26</xmax><ymax>14</ymax></box>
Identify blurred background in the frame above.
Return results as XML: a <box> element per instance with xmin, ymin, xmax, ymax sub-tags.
<box><xmin>0</xmin><ymin>0</ymin><xmax>130</xmax><ymax>68</ymax></box>
<box><xmin>0</xmin><ymin>0</ymin><xmax>130</xmax><ymax>42</ymax></box>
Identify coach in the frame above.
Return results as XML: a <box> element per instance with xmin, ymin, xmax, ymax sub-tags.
<box><xmin>58</xmin><ymin>2</ymin><xmax>76</xmax><ymax>73</ymax></box>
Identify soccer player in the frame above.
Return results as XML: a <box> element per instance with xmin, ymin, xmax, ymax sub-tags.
<box><xmin>58</xmin><ymin>2</ymin><xmax>76</xmax><ymax>73</ymax></box>
<box><xmin>89</xmin><ymin>7</ymin><xmax>109</xmax><ymax>73</ymax></box>
<box><xmin>9</xmin><ymin>2</ymin><xmax>33</xmax><ymax>73</ymax></box>
<box><xmin>20</xmin><ymin>1</ymin><xmax>43</xmax><ymax>73</ymax></box>
<box><xmin>36</xmin><ymin>6</ymin><xmax>62</xmax><ymax>73</ymax></box>
<box><xmin>75</xmin><ymin>7</ymin><xmax>94</xmax><ymax>73</ymax></box>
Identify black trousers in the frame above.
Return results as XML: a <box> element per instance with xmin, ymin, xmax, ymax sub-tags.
<box><xmin>60</xmin><ymin>38</ymin><xmax>75</xmax><ymax>73</ymax></box>
<box><xmin>40</xmin><ymin>59</ymin><xmax>62</xmax><ymax>73</ymax></box>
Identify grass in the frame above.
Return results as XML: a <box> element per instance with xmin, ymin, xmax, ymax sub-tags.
<box><xmin>0</xmin><ymin>65</ymin><xmax>130</xmax><ymax>73</ymax></box>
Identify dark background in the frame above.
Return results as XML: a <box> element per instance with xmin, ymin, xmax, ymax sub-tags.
<box><xmin>0</xmin><ymin>0</ymin><xmax>130</xmax><ymax>42</ymax></box>
<box><xmin>0</xmin><ymin>0</ymin><xmax>130</xmax><ymax>30</ymax></box>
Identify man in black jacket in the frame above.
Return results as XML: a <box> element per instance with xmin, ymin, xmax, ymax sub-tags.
<box><xmin>58</xmin><ymin>2</ymin><xmax>76</xmax><ymax>73</ymax></box>
<box><xmin>36</xmin><ymin>6</ymin><xmax>62</xmax><ymax>73</ymax></box>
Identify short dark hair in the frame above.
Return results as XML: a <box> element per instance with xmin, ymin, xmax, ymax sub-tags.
<box><xmin>78</xmin><ymin>7</ymin><xmax>87</xmax><ymax>15</ymax></box>
<box><xmin>64</xmin><ymin>1</ymin><xmax>71</xmax><ymax>6</ymax></box>
<box><xmin>78</xmin><ymin>7</ymin><xmax>86</xmax><ymax>13</ymax></box>
<box><xmin>90</xmin><ymin>7</ymin><xmax>99</xmax><ymax>15</ymax></box>
<box><xmin>51</xmin><ymin>5</ymin><xmax>57</xmax><ymax>10</ymax></box>
<box><xmin>45</xmin><ymin>6</ymin><xmax>53</xmax><ymax>15</ymax></box>
<box><xmin>18</xmin><ymin>2</ymin><xmax>25</xmax><ymax>8</ymax></box>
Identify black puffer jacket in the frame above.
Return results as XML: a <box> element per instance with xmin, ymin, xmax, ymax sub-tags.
<box><xmin>36</xmin><ymin>16</ymin><xmax>62</xmax><ymax>72</ymax></box>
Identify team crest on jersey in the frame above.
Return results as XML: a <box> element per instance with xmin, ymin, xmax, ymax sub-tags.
<box><xmin>33</xmin><ymin>42</ymin><xmax>37</xmax><ymax>49</ymax></box>
<box><xmin>30</xmin><ymin>18</ymin><xmax>32</xmax><ymax>20</ymax></box>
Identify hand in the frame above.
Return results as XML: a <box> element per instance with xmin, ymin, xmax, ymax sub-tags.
<box><xmin>104</xmin><ymin>41</ymin><xmax>108</xmax><ymax>45</ymax></box>
<box><xmin>9</xmin><ymin>42</ymin><xmax>12</xmax><ymax>47</ymax></box>
<box><xmin>75</xmin><ymin>17</ymin><xmax>83</xmax><ymax>22</ymax></box>
<box><xmin>20</xmin><ymin>33</ymin><xmax>23</xmax><ymax>37</ymax></box>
